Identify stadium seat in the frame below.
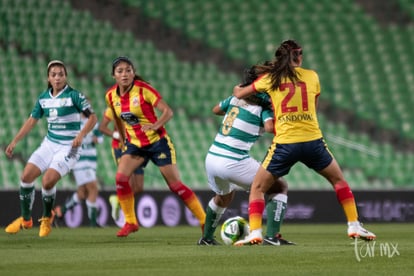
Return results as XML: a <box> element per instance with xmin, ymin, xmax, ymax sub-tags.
<box><xmin>1</xmin><ymin>0</ymin><xmax>414</xmax><ymax>190</ymax></box>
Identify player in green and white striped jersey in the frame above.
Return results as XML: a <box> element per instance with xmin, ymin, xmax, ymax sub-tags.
<box><xmin>5</xmin><ymin>60</ymin><xmax>97</xmax><ymax>237</ymax></box>
<box><xmin>55</xmin><ymin>113</ymin><xmax>104</xmax><ymax>227</ymax></box>
<box><xmin>207</xmin><ymin>95</ymin><xmax>273</xmax><ymax>162</ymax></box>
<box><xmin>198</xmin><ymin>65</ymin><xmax>294</xmax><ymax>246</ymax></box>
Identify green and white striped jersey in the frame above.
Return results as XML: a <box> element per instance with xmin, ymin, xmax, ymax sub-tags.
<box><xmin>73</xmin><ymin>117</ymin><xmax>103</xmax><ymax>170</ymax></box>
<box><xmin>31</xmin><ymin>85</ymin><xmax>91</xmax><ymax>145</ymax></box>
<box><xmin>208</xmin><ymin>96</ymin><xmax>273</xmax><ymax>161</ymax></box>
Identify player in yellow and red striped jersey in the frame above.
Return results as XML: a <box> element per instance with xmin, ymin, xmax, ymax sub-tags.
<box><xmin>99</xmin><ymin>107</ymin><xmax>146</xmax><ymax>222</ymax></box>
<box><xmin>105</xmin><ymin>57</ymin><xmax>206</xmax><ymax>237</ymax></box>
<box><xmin>233</xmin><ymin>40</ymin><xmax>376</xmax><ymax>245</ymax></box>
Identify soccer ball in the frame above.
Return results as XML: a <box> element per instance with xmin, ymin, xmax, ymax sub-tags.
<box><xmin>220</xmin><ymin>216</ymin><xmax>250</xmax><ymax>245</ymax></box>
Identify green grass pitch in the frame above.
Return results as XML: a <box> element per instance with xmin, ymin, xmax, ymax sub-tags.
<box><xmin>0</xmin><ymin>223</ymin><xmax>413</xmax><ymax>276</ymax></box>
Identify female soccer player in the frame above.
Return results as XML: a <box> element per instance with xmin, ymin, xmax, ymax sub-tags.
<box><xmin>198</xmin><ymin>65</ymin><xmax>294</xmax><ymax>246</ymax></box>
<box><xmin>5</xmin><ymin>60</ymin><xmax>97</xmax><ymax>237</ymax></box>
<box><xmin>233</xmin><ymin>40</ymin><xmax>376</xmax><ymax>245</ymax></box>
<box><xmin>99</xmin><ymin>107</ymin><xmax>145</xmax><ymax>222</ymax></box>
<box><xmin>105</xmin><ymin>56</ymin><xmax>206</xmax><ymax>237</ymax></box>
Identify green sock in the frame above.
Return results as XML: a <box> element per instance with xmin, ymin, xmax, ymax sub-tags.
<box><xmin>265</xmin><ymin>194</ymin><xmax>287</xmax><ymax>238</ymax></box>
<box><xmin>42</xmin><ymin>188</ymin><xmax>56</xmax><ymax>217</ymax></box>
<box><xmin>203</xmin><ymin>199</ymin><xmax>225</xmax><ymax>240</ymax></box>
<box><xmin>20</xmin><ymin>185</ymin><xmax>35</xmax><ymax>221</ymax></box>
<box><xmin>86</xmin><ymin>200</ymin><xmax>98</xmax><ymax>226</ymax></box>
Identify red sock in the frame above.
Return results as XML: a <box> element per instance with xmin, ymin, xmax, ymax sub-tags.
<box><xmin>116</xmin><ymin>172</ymin><xmax>132</xmax><ymax>198</ymax></box>
<box><xmin>334</xmin><ymin>180</ymin><xmax>358</xmax><ymax>222</ymax></box>
<box><xmin>116</xmin><ymin>173</ymin><xmax>137</xmax><ymax>224</ymax></box>
<box><xmin>249</xmin><ymin>199</ymin><xmax>265</xmax><ymax>231</ymax></box>
<box><xmin>169</xmin><ymin>181</ymin><xmax>193</xmax><ymax>201</ymax></box>
<box><xmin>169</xmin><ymin>181</ymin><xmax>206</xmax><ymax>224</ymax></box>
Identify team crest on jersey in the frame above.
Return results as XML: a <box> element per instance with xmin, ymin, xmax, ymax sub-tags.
<box><xmin>132</xmin><ymin>96</ymin><xmax>139</xmax><ymax>107</ymax></box>
<box><xmin>49</xmin><ymin>108</ymin><xmax>58</xmax><ymax>121</ymax></box>
<box><xmin>60</xmin><ymin>98</ymin><xmax>68</xmax><ymax>106</ymax></box>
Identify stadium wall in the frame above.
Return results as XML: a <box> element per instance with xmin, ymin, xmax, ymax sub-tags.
<box><xmin>1</xmin><ymin>190</ymin><xmax>413</xmax><ymax>227</ymax></box>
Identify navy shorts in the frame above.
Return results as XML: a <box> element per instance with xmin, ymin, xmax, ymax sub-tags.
<box><xmin>123</xmin><ymin>136</ymin><xmax>175</xmax><ymax>167</ymax></box>
<box><xmin>263</xmin><ymin>138</ymin><xmax>333</xmax><ymax>177</ymax></box>
<box><xmin>112</xmin><ymin>147</ymin><xmax>147</xmax><ymax>174</ymax></box>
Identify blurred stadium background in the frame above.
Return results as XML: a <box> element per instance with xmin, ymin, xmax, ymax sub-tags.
<box><xmin>1</xmin><ymin>0</ymin><xmax>414</xmax><ymax>192</ymax></box>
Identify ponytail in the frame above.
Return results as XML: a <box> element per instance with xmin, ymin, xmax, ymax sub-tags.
<box><xmin>269</xmin><ymin>40</ymin><xmax>302</xmax><ymax>91</ymax></box>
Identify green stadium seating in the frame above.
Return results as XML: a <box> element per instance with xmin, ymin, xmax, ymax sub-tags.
<box><xmin>0</xmin><ymin>0</ymin><xmax>413</xmax><ymax>190</ymax></box>
<box><xmin>127</xmin><ymin>0</ymin><xmax>414</xmax><ymax>142</ymax></box>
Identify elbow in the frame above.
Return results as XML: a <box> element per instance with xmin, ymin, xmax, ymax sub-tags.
<box><xmin>212</xmin><ymin>105</ymin><xmax>224</xmax><ymax>115</ymax></box>
<box><xmin>265</xmin><ymin>125</ymin><xmax>274</xmax><ymax>133</ymax></box>
<box><xmin>167</xmin><ymin>108</ymin><xmax>174</xmax><ymax>120</ymax></box>
<box><xmin>233</xmin><ymin>85</ymin><xmax>246</xmax><ymax>99</ymax></box>
<box><xmin>264</xmin><ymin>120</ymin><xmax>274</xmax><ymax>133</ymax></box>
<box><xmin>90</xmin><ymin>114</ymin><xmax>98</xmax><ymax>125</ymax></box>
<box><xmin>233</xmin><ymin>87</ymin><xmax>241</xmax><ymax>98</ymax></box>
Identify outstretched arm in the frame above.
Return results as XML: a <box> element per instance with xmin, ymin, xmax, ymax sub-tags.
<box><xmin>5</xmin><ymin>116</ymin><xmax>38</xmax><ymax>158</ymax></box>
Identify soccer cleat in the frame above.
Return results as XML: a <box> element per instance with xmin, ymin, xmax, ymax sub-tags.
<box><xmin>197</xmin><ymin>237</ymin><xmax>221</xmax><ymax>246</ymax></box>
<box><xmin>39</xmin><ymin>216</ymin><xmax>53</xmax><ymax>237</ymax></box>
<box><xmin>109</xmin><ymin>195</ymin><xmax>120</xmax><ymax>221</ymax></box>
<box><xmin>263</xmin><ymin>234</ymin><xmax>296</xmax><ymax>246</ymax></box>
<box><xmin>233</xmin><ymin>229</ymin><xmax>263</xmax><ymax>246</ymax></box>
<box><xmin>347</xmin><ymin>221</ymin><xmax>376</xmax><ymax>241</ymax></box>
<box><xmin>5</xmin><ymin>217</ymin><xmax>33</xmax><ymax>234</ymax></box>
<box><xmin>117</xmin><ymin>223</ymin><xmax>139</xmax><ymax>237</ymax></box>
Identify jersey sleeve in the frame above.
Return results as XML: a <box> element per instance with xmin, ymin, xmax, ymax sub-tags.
<box><xmin>105</xmin><ymin>92</ymin><xmax>111</xmax><ymax>108</ymax></box>
<box><xmin>30</xmin><ymin>98</ymin><xmax>44</xmax><ymax>119</ymax></box>
<box><xmin>219</xmin><ymin>96</ymin><xmax>232</xmax><ymax>112</ymax></box>
<box><xmin>313</xmin><ymin>70</ymin><xmax>321</xmax><ymax>95</ymax></box>
<box><xmin>72</xmin><ymin>90</ymin><xmax>93</xmax><ymax>113</ymax></box>
<box><xmin>104</xmin><ymin>107</ymin><xmax>114</xmax><ymax>121</ymax></box>
<box><xmin>141</xmin><ymin>82</ymin><xmax>162</xmax><ymax>107</ymax></box>
<box><xmin>261</xmin><ymin>108</ymin><xmax>273</xmax><ymax>123</ymax></box>
<box><xmin>252</xmin><ymin>74</ymin><xmax>271</xmax><ymax>93</ymax></box>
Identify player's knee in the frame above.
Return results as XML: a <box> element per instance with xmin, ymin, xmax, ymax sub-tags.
<box><xmin>214</xmin><ymin>192</ymin><xmax>234</xmax><ymax>207</ymax></box>
<box><xmin>41</xmin><ymin>170</ymin><xmax>61</xmax><ymax>190</ymax></box>
<box><xmin>115</xmin><ymin>172</ymin><xmax>130</xmax><ymax>184</ymax></box>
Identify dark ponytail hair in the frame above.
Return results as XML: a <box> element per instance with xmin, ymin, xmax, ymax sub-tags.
<box><xmin>269</xmin><ymin>40</ymin><xmax>302</xmax><ymax>91</ymax></box>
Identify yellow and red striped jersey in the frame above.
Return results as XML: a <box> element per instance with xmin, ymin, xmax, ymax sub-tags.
<box><xmin>253</xmin><ymin>67</ymin><xmax>322</xmax><ymax>143</ymax></box>
<box><xmin>105</xmin><ymin>80</ymin><xmax>167</xmax><ymax>147</ymax></box>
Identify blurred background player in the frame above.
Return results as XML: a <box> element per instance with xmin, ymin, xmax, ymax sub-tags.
<box><xmin>198</xmin><ymin>65</ymin><xmax>294</xmax><ymax>246</ymax></box>
<box><xmin>54</xmin><ymin>107</ymin><xmax>104</xmax><ymax>227</ymax></box>
<box><xmin>99</xmin><ymin>107</ymin><xmax>145</xmax><ymax>221</ymax></box>
<box><xmin>233</xmin><ymin>40</ymin><xmax>376</xmax><ymax>245</ymax></box>
<box><xmin>4</xmin><ymin>60</ymin><xmax>97</xmax><ymax>237</ymax></box>
<box><xmin>105</xmin><ymin>56</ymin><xmax>206</xmax><ymax>237</ymax></box>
